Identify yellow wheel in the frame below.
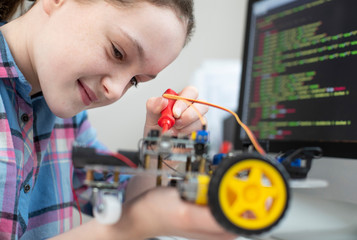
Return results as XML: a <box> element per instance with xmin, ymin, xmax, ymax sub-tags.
<box><xmin>208</xmin><ymin>153</ymin><xmax>290</xmax><ymax>235</ymax></box>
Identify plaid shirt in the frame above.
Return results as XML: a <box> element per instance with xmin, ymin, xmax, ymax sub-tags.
<box><xmin>0</xmin><ymin>31</ymin><xmax>103</xmax><ymax>239</ymax></box>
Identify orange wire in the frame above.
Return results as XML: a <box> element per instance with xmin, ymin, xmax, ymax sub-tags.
<box><xmin>163</xmin><ymin>93</ymin><xmax>266</xmax><ymax>155</ymax></box>
<box><xmin>179</xmin><ymin>98</ymin><xmax>207</xmax><ymax>127</ymax></box>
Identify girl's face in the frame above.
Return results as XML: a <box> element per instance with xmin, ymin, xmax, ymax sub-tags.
<box><xmin>32</xmin><ymin>0</ymin><xmax>186</xmax><ymax>118</ymax></box>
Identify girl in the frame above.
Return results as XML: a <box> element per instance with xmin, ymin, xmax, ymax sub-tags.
<box><xmin>0</xmin><ymin>0</ymin><xmax>237</xmax><ymax>239</ymax></box>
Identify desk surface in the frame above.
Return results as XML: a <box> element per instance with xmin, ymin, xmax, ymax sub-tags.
<box><xmin>252</xmin><ymin>190</ymin><xmax>357</xmax><ymax>240</ymax></box>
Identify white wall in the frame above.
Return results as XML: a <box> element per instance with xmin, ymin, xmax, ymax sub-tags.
<box><xmin>88</xmin><ymin>0</ymin><xmax>248</xmax><ymax>151</ymax></box>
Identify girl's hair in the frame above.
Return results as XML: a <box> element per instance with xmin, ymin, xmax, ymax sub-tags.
<box><xmin>136</xmin><ymin>0</ymin><xmax>195</xmax><ymax>45</ymax></box>
<box><xmin>0</xmin><ymin>0</ymin><xmax>25</xmax><ymax>20</ymax></box>
<box><xmin>0</xmin><ymin>0</ymin><xmax>195</xmax><ymax>44</ymax></box>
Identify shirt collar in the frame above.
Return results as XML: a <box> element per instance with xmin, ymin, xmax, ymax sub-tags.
<box><xmin>0</xmin><ymin>30</ymin><xmax>33</xmax><ymax>103</ymax></box>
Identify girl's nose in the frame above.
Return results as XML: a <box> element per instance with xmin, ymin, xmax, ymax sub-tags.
<box><xmin>101</xmin><ymin>76</ymin><xmax>125</xmax><ymax>102</ymax></box>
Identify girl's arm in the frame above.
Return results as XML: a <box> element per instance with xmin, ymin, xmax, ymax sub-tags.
<box><xmin>51</xmin><ymin>187</ymin><xmax>237</xmax><ymax>240</ymax></box>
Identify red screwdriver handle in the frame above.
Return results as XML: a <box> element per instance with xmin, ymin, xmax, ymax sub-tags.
<box><xmin>158</xmin><ymin>89</ymin><xmax>178</xmax><ymax>133</ymax></box>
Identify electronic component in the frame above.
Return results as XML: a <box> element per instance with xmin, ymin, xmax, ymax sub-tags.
<box><xmin>158</xmin><ymin>88</ymin><xmax>178</xmax><ymax>133</ymax></box>
<box><xmin>72</xmin><ymin>89</ymin><xmax>293</xmax><ymax>235</ymax></box>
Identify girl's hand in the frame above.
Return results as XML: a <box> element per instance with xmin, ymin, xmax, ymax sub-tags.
<box><xmin>120</xmin><ymin>187</ymin><xmax>238</xmax><ymax>240</ymax></box>
<box><xmin>52</xmin><ymin>187</ymin><xmax>238</xmax><ymax>240</ymax></box>
<box><xmin>144</xmin><ymin>86</ymin><xmax>208</xmax><ymax>137</ymax></box>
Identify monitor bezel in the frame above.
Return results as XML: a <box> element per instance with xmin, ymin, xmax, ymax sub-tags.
<box><xmin>234</xmin><ymin>0</ymin><xmax>357</xmax><ymax>159</ymax></box>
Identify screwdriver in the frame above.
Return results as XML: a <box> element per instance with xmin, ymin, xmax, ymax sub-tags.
<box><xmin>158</xmin><ymin>88</ymin><xmax>178</xmax><ymax>133</ymax></box>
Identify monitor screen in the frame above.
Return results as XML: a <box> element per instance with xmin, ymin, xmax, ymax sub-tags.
<box><xmin>236</xmin><ymin>0</ymin><xmax>357</xmax><ymax>158</ymax></box>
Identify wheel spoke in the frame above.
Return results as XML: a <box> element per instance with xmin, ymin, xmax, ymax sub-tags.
<box><xmin>221</xmin><ymin>177</ymin><xmax>243</xmax><ymax>207</ymax></box>
<box><xmin>227</xmin><ymin>176</ymin><xmax>246</xmax><ymax>191</ymax></box>
<box><xmin>248</xmin><ymin>167</ymin><xmax>263</xmax><ymax>185</ymax></box>
<box><xmin>252</xmin><ymin>202</ymin><xmax>268</xmax><ymax>219</ymax></box>
<box><xmin>261</xmin><ymin>185</ymin><xmax>278</xmax><ymax>199</ymax></box>
<box><xmin>231</xmin><ymin>195</ymin><xmax>246</xmax><ymax>216</ymax></box>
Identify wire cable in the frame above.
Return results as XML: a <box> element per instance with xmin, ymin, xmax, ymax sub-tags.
<box><xmin>97</xmin><ymin>150</ymin><xmax>138</xmax><ymax>168</ymax></box>
<box><xmin>163</xmin><ymin>93</ymin><xmax>266</xmax><ymax>155</ymax></box>
<box><xmin>177</xmin><ymin>98</ymin><xmax>207</xmax><ymax>127</ymax></box>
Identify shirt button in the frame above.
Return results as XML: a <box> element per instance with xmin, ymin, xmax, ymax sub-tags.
<box><xmin>24</xmin><ymin>184</ymin><xmax>31</xmax><ymax>193</ymax></box>
<box><xmin>21</xmin><ymin>114</ymin><xmax>29</xmax><ymax>123</ymax></box>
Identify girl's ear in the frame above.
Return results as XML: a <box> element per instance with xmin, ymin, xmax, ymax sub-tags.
<box><xmin>42</xmin><ymin>0</ymin><xmax>65</xmax><ymax>16</ymax></box>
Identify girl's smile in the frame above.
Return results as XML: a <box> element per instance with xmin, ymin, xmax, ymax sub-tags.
<box><xmin>77</xmin><ymin>80</ymin><xmax>99</xmax><ymax>106</ymax></box>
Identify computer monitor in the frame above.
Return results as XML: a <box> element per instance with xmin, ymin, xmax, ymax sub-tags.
<box><xmin>235</xmin><ymin>0</ymin><xmax>357</xmax><ymax>159</ymax></box>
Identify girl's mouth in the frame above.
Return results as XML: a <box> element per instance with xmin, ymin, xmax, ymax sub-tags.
<box><xmin>77</xmin><ymin>80</ymin><xmax>98</xmax><ymax>106</ymax></box>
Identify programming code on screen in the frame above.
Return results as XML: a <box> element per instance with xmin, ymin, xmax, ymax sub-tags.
<box><xmin>241</xmin><ymin>0</ymin><xmax>357</xmax><ymax>142</ymax></box>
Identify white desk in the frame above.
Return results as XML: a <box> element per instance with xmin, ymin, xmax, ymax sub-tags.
<box><xmin>253</xmin><ymin>191</ymin><xmax>357</xmax><ymax>240</ymax></box>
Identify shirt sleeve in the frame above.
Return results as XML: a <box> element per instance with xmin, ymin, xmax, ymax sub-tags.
<box><xmin>71</xmin><ymin>110</ymin><xmax>105</xmax><ymax>216</ymax></box>
<box><xmin>71</xmin><ymin>111</ymin><xmax>132</xmax><ymax>216</ymax></box>
<box><xmin>74</xmin><ymin>110</ymin><xmax>107</xmax><ymax>150</ymax></box>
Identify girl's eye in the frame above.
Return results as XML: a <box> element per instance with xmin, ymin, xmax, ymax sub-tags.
<box><xmin>112</xmin><ymin>43</ymin><xmax>123</xmax><ymax>60</ymax></box>
<box><xmin>130</xmin><ymin>77</ymin><xmax>138</xmax><ymax>87</ymax></box>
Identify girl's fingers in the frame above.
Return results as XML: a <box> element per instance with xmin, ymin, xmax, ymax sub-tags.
<box><xmin>146</xmin><ymin>96</ymin><xmax>168</xmax><ymax>116</ymax></box>
<box><xmin>173</xmin><ymin>86</ymin><xmax>199</xmax><ymax>118</ymax></box>
<box><xmin>174</xmin><ymin>102</ymin><xmax>208</xmax><ymax>130</ymax></box>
